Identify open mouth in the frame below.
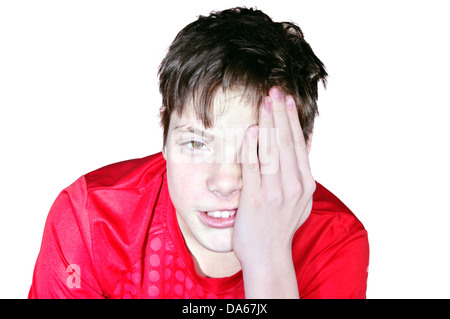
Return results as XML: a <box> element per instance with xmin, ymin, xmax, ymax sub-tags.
<box><xmin>198</xmin><ymin>209</ymin><xmax>237</xmax><ymax>228</ymax></box>
<box><xmin>205</xmin><ymin>210</ymin><xmax>237</xmax><ymax>218</ymax></box>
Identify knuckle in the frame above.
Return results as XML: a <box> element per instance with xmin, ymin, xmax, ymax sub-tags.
<box><xmin>281</xmin><ymin>133</ymin><xmax>294</xmax><ymax>148</ymax></box>
<box><xmin>246</xmin><ymin>162</ymin><xmax>259</xmax><ymax>171</ymax></box>
<box><xmin>273</xmin><ymin>103</ymin><xmax>285</xmax><ymax>115</ymax></box>
<box><xmin>288</xmin><ymin>181</ymin><xmax>303</xmax><ymax>198</ymax></box>
<box><xmin>286</xmin><ymin>178</ymin><xmax>315</xmax><ymax>201</ymax></box>
<box><xmin>303</xmin><ymin>179</ymin><xmax>316</xmax><ymax>196</ymax></box>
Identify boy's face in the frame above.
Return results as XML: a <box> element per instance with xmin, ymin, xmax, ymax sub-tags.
<box><xmin>164</xmin><ymin>88</ymin><xmax>257</xmax><ymax>253</ymax></box>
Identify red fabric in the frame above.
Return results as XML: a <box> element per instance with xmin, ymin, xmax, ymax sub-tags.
<box><xmin>28</xmin><ymin>152</ymin><xmax>369</xmax><ymax>299</ymax></box>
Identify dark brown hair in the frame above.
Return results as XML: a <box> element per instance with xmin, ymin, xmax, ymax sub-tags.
<box><xmin>158</xmin><ymin>7</ymin><xmax>327</xmax><ymax>145</ymax></box>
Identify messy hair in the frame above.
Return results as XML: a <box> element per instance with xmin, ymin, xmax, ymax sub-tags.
<box><xmin>158</xmin><ymin>7</ymin><xmax>327</xmax><ymax>146</ymax></box>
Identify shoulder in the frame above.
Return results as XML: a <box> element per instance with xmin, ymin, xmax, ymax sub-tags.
<box><xmin>63</xmin><ymin>152</ymin><xmax>168</xmax><ymax>293</ymax></box>
<box><xmin>84</xmin><ymin>152</ymin><xmax>166</xmax><ymax>190</ymax></box>
<box><xmin>31</xmin><ymin>153</ymin><xmax>168</xmax><ymax>297</ymax></box>
<box><xmin>310</xmin><ymin>181</ymin><xmax>365</xmax><ymax>235</ymax></box>
<box><xmin>293</xmin><ymin>182</ymin><xmax>369</xmax><ymax>298</ymax></box>
<box><xmin>293</xmin><ymin>180</ymin><xmax>368</xmax><ymax>272</ymax></box>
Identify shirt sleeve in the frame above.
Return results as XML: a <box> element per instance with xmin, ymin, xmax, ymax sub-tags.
<box><xmin>28</xmin><ymin>177</ymin><xmax>105</xmax><ymax>299</ymax></box>
<box><xmin>299</xmin><ymin>227</ymin><xmax>370</xmax><ymax>299</ymax></box>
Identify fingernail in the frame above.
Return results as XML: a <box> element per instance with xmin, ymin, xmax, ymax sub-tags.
<box><xmin>263</xmin><ymin>96</ymin><xmax>272</xmax><ymax>112</ymax></box>
<box><xmin>269</xmin><ymin>87</ymin><xmax>284</xmax><ymax>101</ymax></box>
<box><xmin>286</xmin><ymin>96</ymin><xmax>296</xmax><ymax>109</ymax></box>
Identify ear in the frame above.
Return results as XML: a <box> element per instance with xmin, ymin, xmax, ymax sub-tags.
<box><xmin>162</xmin><ymin>146</ymin><xmax>167</xmax><ymax>160</ymax></box>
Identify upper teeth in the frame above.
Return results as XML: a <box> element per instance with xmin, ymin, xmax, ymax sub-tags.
<box><xmin>206</xmin><ymin>210</ymin><xmax>236</xmax><ymax>218</ymax></box>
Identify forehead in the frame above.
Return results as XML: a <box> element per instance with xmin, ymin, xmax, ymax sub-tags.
<box><xmin>171</xmin><ymin>87</ymin><xmax>258</xmax><ymax>130</ymax></box>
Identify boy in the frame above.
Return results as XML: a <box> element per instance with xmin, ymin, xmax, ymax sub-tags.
<box><xmin>29</xmin><ymin>7</ymin><xmax>369</xmax><ymax>299</ymax></box>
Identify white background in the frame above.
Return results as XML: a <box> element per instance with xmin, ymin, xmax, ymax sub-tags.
<box><xmin>1</xmin><ymin>0</ymin><xmax>449</xmax><ymax>298</ymax></box>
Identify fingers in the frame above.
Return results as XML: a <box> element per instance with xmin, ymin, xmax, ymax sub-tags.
<box><xmin>264</xmin><ymin>87</ymin><xmax>315</xmax><ymax>197</ymax></box>
<box><xmin>258</xmin><ymin>96</ymin><xmax>279</xmax><ymax>176</ymax></box>
<box><xmin>242</xmin><ymin>87</ymin><xmax>314</xmax><ymax>198</ymax></box>
<box><xmin>241</xmin><ymin>124</ymin><xmax>261</xmax><ymax>190</ymax></box>
<box><xmin>285</xmin><ymin>95</ymin><xmax>313</xmax><ymax>179</ymax></box>
<box><xmin>268</xmin><ymin>87</ymin><xmax>300</xmax><ymax>181</ymax></box>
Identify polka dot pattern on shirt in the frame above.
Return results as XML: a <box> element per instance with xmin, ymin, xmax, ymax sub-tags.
<box><xmin>110</xmin><ymin>234</ymin><xmax>244</xmax><ymax>299</ymax></box>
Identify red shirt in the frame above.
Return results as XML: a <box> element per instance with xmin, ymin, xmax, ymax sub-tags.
<box><xmin>28</xmin><ymin>152</ymin><xmax>369</xmax><ymax>299</ymax></box>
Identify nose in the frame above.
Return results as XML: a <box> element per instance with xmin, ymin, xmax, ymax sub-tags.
<box><xmin>206</xmin><ymin>162</ymin><xmax>242</xmax><ymax>198</ymax></box>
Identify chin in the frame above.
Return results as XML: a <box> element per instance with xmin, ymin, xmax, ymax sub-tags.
<box><xmin>206</xmin><ymin>243</ymin><xmax>233</xmax><ymax>253</ymax></box>
<box><xmin>200</xmin><ymin>230</ymin><xmax>234</xmax><ymax>253</ymax></box>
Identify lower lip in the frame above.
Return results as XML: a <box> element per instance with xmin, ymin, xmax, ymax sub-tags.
<box><xmin>198</xmin><ymin>211</ymin><xmax>237</xmax><ymax>229</ymax></box>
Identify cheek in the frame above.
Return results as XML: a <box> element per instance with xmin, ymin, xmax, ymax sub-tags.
<box><xmin>167</xmin><ymin>162</ymin><xmax>208</xmax><ymax>204</ymax></box>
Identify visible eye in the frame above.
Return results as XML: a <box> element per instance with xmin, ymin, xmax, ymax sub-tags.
<box><xmin>186</xmin><ymin>140</ymin><xmax>207</xmax><ymax>151</ymax></box>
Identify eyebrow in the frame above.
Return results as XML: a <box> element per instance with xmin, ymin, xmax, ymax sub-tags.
<box><xmin>173</xmin><ymin>124</ymin><xmax>215</xmax><ymax>141</ymax></box>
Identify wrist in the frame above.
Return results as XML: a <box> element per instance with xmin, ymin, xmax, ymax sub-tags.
<box><xmin>240</xmin><ymin>250</ymin><xmax>299</xmax><ymax>299</ymax></box>
<box><xmin>237</xmin><ymin>239</ymin><xmax>293</xmax><ymax>269</ymax></box>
